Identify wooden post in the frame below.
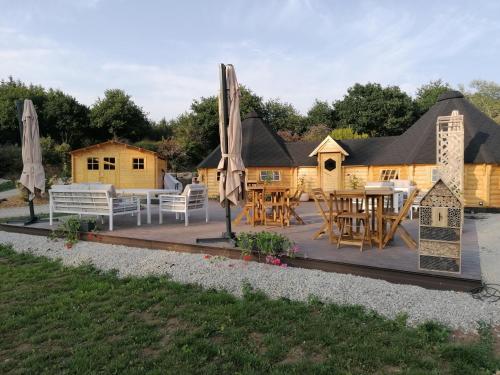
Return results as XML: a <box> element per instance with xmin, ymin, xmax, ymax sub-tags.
<box><xmin>485</xmin><ymin>164</ymin><xmax>492</xmax><ymax>206</ymax></box>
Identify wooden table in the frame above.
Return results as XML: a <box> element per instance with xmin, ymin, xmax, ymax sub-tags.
<box><xmin>237</xmin><ymin>186</ymin><xmax>291</xmax><ymax>226</ymax></box>
<box><xmin>329</xmin><ymin>188</ymin><xmax>394</xmax><ymax>249</ymax></box>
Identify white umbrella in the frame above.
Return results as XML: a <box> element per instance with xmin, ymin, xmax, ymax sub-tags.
<box><xmin>217</xmin><ymin>64</ymin><xmax>245</xmax><ymax>206</ymax></box>
<box><xmin>19</xmin><ymin>100</ymin><xmax>45</xmax><ymax>198</ymax></box>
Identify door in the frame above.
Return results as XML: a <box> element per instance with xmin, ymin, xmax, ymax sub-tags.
<box><xmin>100</xmin><ymin>156</ymin><xmax>118</xmax><ymax>185</ymax></box>
<box><xmin>320</xmin><ymin>153</ymin><xmax>341</xmax><ymax>191</ymax></box>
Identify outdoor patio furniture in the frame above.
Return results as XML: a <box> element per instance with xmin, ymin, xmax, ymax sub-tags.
<box><xmin>382</xmin><ymin>189</ymin><xmax>419</xmax><ymax>249</ymax></box>
<box><xmin>116</xmin><ymin>188</ymin><xmax>178</xmax><ymax>224</ymax></box>
<box><xmin>311</xmin><ymin>188</ymin><xmax>337</xmax><ymax>240</ymax></box>
<box><xmin>158</xmin><ymin>184</ymin><xmax>208</xmax><ymax>226</ymax></box>
<box><xmin>49</xmin><ymin>184</ymin><xmax>141</xmax><ymax>231</ymax></box>
<box><xmin>329</xmin><ymin>188</ymin><xmax>393</xmax><ymax>249</ymax></box>
<box><xmin>332</xmin><ymin>190</ymin><xmax>372</xmax><ymax>251</ymax></box>
<box><xmin>261</xmin><ymin>186</ymin><xmax>290</xmax><ymax>227</ymax></box>
<box><xmin>288</xmin><ymin>188</ymin><xmax>305</xmax><ymax>225</ymax></box>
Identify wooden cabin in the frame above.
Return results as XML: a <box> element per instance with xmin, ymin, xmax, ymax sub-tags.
<box><xmin>70</xmin><ymin>141</ymin><xmax>166</xmax><ymax>189</ymax></box>
<box><xmin>198</xmin><ymin>91</ymin><xmax>500</xmax><ymax>208</ymax></box>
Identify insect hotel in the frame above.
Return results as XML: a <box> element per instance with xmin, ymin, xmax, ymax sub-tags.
<box><xmin>418</xmin><ymin>179</ymin><xmax>462</xmax><ymax>273</ymax></box>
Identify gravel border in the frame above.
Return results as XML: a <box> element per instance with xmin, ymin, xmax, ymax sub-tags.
<box><xmin>1</xmin><ymin>231</ymin><xmax>499</xmax><ymax>332</ymax></box>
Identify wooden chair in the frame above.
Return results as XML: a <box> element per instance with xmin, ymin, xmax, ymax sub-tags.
<box><xmin>333</xmin><ymin>191</ymin><xmax>372</xmax><ymax>252</ymax></box>
<box><xmin>382</xmin><ymin>189</ymin><xmax>419</xmax><ymax>249</ymax></box>
<box><xmin>261</xmin><ymin>187</ymin><xmax>289</xmax><ymax>227</ymax></box>
<box><xmin>288</xmin><ymin>189</ymin><xmax>305</xmax><ymax>225</ymax></box>
<box><xmin>311</xmin><ymin>188</ymin><xmax>337</xmax><ymax>239</ymax></box>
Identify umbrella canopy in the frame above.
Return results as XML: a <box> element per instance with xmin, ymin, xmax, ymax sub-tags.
<box><xmin>217</xmin><ymin>65</ymin><xmax>245</xmax><ymax>206</ymax></box>
<box><xmin>19</xmin><ymin>100</ymin><xmax>45</xmax><ymax>197</ymax></box>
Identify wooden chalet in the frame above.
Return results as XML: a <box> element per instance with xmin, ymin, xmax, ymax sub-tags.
<box><xmin>197</xmin><ymin>91</ymin><xmax>500</xmax><ymax>208</ymax></box>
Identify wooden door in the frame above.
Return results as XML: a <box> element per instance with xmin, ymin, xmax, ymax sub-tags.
<box><xmin>101</xmin><ymin>156</ymin><xmax>118</xmax><ymax>185</ymax></box>
<box><xmin>320</xmin><ymin>153</ymin><xmax>341</xmax><ymax>191</ymax></box>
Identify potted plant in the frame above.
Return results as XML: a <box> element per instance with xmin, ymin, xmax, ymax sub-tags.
<box><xmin>49</xmin><ymin>216</ymin><xmax>81</xmax><ymax>248</ymax></box>
<box><xmin>79</xmin><ymin>217</ymin><xmax>96</xmax><ymax>233</ymax></box>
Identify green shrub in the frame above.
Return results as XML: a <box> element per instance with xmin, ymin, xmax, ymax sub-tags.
<box><xmin>0</xmin><ymin>144</ymin><xmax>22</xmax><ymax>178</ymax></box>
<box><xmin>235</xmin><ymin>231</ymin><xmax>297</xmax><ymax>258</ymax></box>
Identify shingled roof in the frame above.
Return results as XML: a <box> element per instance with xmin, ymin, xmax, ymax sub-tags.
<box><xmin>197</xmin><ymin>111</ymin><xmax>295</xmax><ymax>168</ymax></box>
<box><xmin>198</xmin><ymin>91</ymin><xmax>500</xmax><ymax>169</ymax></box>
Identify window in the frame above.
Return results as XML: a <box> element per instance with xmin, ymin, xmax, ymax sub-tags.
<box><xmin>87</xmin><ymin>157</ymin><xmax>99</xmax><ymax>170</ymax></box>
<box><xmin>103</xmin><ymin>157</ymin><xmax>115</xmax><ymax>170</ymax></box>
<box><xmin>216</xmin><ymin>171</ymin><xmax>221</xmax><ymax>181</ymax></box>
<box><xmin>431</xmin><ymin>168</ymin><xmax>440</xmax><ymax>183</ymax></box>
<box><xmin>132</xmin><ymin>158</ymin><xmax>144</xmax><ymax>170</ymax></box>
<box><xmin>380</xmin><ymin>169</ymin><xmax>399</xmax><ymax>181</ymax></box>
<box><xmin>324</xmin><ymin>158</ymin><xmax>336</xmax><ymax>171</ymax></box>
<box><xmin>259</xmin><ymin>170</ymin><xmax>280</xmax><ymax>182</ymax></box>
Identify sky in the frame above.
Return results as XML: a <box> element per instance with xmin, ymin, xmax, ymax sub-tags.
<box><xmin>1</xmin><ymin>0</ymin><xmax>499</xmax><ymax>121</ymax></box>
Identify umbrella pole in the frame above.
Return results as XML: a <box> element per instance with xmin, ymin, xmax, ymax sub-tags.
<box><xmin>14</xmin><ymin>99</ymin><xmax>38</xmax><ymax>225</ymax></box>
<box><xmin>196</xmin><ymin>63</ymin><xmax>235</xmax><ymax>244</ymax></box>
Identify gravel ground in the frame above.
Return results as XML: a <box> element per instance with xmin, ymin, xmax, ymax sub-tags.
<box><xmin>1</xmin><ymin>231</ymin><xmax>499</xmax><ymax>332</ymax></box>
<box><xmin>474</xmin><ymin>213</ymin><xmax>500</xmax><ymax>285</ymax></box>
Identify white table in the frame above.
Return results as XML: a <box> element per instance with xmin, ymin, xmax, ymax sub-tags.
<box><xmin>116</xmin><ymin>188</ymin><xmax>178</xmax><ymax>224</ymax></box>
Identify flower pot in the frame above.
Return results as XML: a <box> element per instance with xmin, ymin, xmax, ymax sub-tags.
<box><xmin>242</xmin><ymin>255</ymin><xmax>253</xmax><ymax>262</ymax></box>
<box><xmin>299</xmin><ymin>192</ymin><xmax>309</xmax><ymax>202</ymax></box>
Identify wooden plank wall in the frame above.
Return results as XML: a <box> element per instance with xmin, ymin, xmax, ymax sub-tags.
<box><xmin>72</xmin><ymin>144</ymin><xmax>160</xmax><ymax>189</ymax></box>
<box><xmin>199</xmin><ymin>164</ymin><xmax>500</xmax><ymax>207</ymax></box>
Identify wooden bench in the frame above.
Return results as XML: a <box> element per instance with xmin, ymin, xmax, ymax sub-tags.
<box><xmin>49</xmin><ymin>184</ymin><xmax>141</xmax><ymax>231</ymax></box>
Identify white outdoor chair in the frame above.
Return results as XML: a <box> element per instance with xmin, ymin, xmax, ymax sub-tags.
<box><xmin>158</xmin><ymin>184</ymin><xmax>209</xmax><ymax>226</ymax></box>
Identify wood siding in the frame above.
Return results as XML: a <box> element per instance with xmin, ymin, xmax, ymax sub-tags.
<box><xmin>199</xmin><ymin>163</ymin><xmax>500</xmax><ymax>207</ymax></box>
<box><xmin>72</xmin><ymin>143</ymin><xmax>165</xmax><ymax>189</ymax></box>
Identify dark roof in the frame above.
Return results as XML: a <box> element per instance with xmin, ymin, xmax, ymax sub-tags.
<box><xmin>379</xmin><ymin>90</ymin><xmax>500</xmax><ymax>164</ymax></box>
<box><xmin>198</xmin><ymin>91</ymin><xmax>500</xmax><ymax>169</ymax></box>
<box><xmin>197</xmin><ymin>111</ymin><xmax>295</xmax><ymax>168</ymax></box>
<box><xmin>285</xmin><ymin>142</ymin><xmax>317</xmax><ymax>166</ymax></box>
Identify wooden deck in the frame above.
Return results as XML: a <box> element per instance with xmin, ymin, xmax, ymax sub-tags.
<box><xmin>0</xmin><ymin>201</ymin><xmax>482</xmax><ymax>291</ymax></box>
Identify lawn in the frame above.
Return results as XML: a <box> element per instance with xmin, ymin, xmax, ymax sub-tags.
<box><xmin>0</xmin><ymin>244</ymin><xmax>498</xmax><ymax>374</ymax></box>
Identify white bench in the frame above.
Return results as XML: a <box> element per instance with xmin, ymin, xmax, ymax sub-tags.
<box><xmin>49</xmin><ymin>184</ymin><xmax>141</xmax><ymax>231</ymax></box>
<box><xmin>159</xmin><ymin>184</ymin><xmax>208</xmax><ymax>226</ymax></box>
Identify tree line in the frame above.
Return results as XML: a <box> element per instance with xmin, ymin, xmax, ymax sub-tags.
<box><xmin>1</xmin><ymin>76</ymin><xmax>499</xmax><ymax>174</ymax></box>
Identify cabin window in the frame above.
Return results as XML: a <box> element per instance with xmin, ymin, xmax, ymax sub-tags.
<box><xmin>324</xmin><ymin>158</ymin><xmax>336</xmax><ymax>171</ymax></box>
<box><xmin>260</xmin><ymin>170</ymin><xmax>280</xmax><ymax>182</ymax></box>
<box><xmin>380</xmin><ymin>169</ymin><xmax>399</xmax><ymax>181</ymax></box>
<box><xmin>431</xmin><ymin>168</ymin><xmax>440</xmax><ymax>183</ymax></box>
<box><xmin>132</xmin><ymin>158</ymin><xmax>145</xmax><ymax>170</ymax></box>
<box><xmin>216</xmin><ymin>171</ymin><xmax>221</xmax><ymax>181</ymax></box>
<box><xmin>87</xmin><ymin>157</ymin><xmax>99</xmax><ymax>170</ymax></box>
<box><xmin>103</xmin><ymin>157</ymin><xmax>115</xmax><ymax>170</ymax></box>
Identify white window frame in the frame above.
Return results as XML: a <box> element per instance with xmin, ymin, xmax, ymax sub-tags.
<box><xmin>132</xmin><ymin>157</ymin><xmax>145</xmax><ymax>170</ymax></box>
<box><xmin>259</xmin><ymin>170</ymin><xmax>281</xmax><ymax>182</ymax></box>
<box><xmin>380</xmin><ymin>169</ymin><xmax>399</xmax><ymax>181</ymax></box>
<box><xmin>87</xmin><ymin>157</ymin><xmax>99</xmax><ymax>170</ymax></box>
<box><xmin>103</xmin><ymin>157</ymin><xmax>116</xmax><ymax>171</ymax></box>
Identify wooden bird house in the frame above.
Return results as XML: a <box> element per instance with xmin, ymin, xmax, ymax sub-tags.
<box><xmin>419</xmin><ymin>179</ymin><xmax>462</xmax><ymax>273</ymax></box>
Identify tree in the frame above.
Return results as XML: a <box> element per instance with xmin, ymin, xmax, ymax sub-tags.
<box><xmin>157</xmin><ymin>137</ymin><xmax>187</xmax><ymax>171</ymax></box>
<box><xmin>414</xmin><ymin>79</ymin><xmax>451</xmax><ymax>115</ymax></box>
<box><xmin>305</xmin><ymin>99</ymin><xmax>335</xmax><ymax>129</ymax></box>
<box><xmin>334</xmin><ymin>83</ymin><xmax>416</xmax><ymax>137</ymax></box>
<box><xmin>459</xmin><ymin>80</ymin><xmax>500</xmax><ymax>124</ymax></box>
<box><xmin>330</xmin><ymin>127</ymin><xmax>369</xmax><ymax>140</ymax></box>
<box><xmin>0</xmin><ymin>77</ymin><xmax>47</xmax><ymax>145</ymax></box>
<box><xmin>262</xmin><ymin>99</ymin><xmax>305</xmax><ymax>134</ymax></box>
<box><xmin>302</xmin><ymin>124</ymin><xmax>332</xmax><ymax>141</ymax></box>
<box><xmin>277</xmin><ymin>130</ymin><xmax>302</xmax><ymax>142</ymax></box>
<box><xmin>90</xmin><ymin>89</ymin><xmax>151</xmax><ymax>142</ymax></box>
<box><xmin>43</xmin><ymin>89</ymin><xmax>90</xmax><ymax>147</ymax></box>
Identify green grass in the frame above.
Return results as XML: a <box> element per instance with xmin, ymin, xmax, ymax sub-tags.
<box><xmin>0</xmin><ymin>180</ymin><xmax>15</xmax><ymax>192</ymax></box>
<box><xmin>0</xmin><ymin>244</ymin><xmax>498</xmax><ymax>374</ymax></box>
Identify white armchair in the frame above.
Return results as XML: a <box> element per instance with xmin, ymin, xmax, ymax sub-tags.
<box><xmin>158</xmin><ymin>184</ymin><xmax>208</xmax><ymax>226</ymax></box>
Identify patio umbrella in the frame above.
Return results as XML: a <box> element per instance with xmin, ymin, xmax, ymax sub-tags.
<box><xmin>19</xmin><ymin>99</ymin><xmax>45</xmax><ymax>199</ymax></box>
<box><xmin>217</xmin><ymin>64</ymin><xmax>245</xmax><ymax>207</ymax></box>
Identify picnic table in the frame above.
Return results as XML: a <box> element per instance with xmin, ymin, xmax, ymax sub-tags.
<box><xmin>328</xmin><ymin>188</ymin><xmax>394</xmax><ymax>249</ymax></box>
<box><xmin>116</xmin><ymin>188</ymin><xmax>178</xmax><ymax>224</ymax></box>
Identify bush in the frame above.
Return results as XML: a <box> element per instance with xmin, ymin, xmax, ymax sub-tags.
<box><xmin>235</xmin><ymin>231</ymin><xmax>298</xmax><ymax>258</ymax></box>
<box><xmin>0</xmin><ymin>144</ymin><xmax>22</xmax><ymax>179</ymax></box>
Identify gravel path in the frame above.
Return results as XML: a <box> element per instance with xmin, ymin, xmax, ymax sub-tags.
<box><xmin>0</xmin><ymin>188</ymin><xmax>18</xmax><ymax>200</ymax></box>
<box><xmin>474</xmin><ymin>213</ymin><xmax>500</xmax><ymax>285</ymax></box>
<box><xmin>1</xmin><ymin>231</ymin><xmax>499</xmax><ymax>332</ymax></box>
